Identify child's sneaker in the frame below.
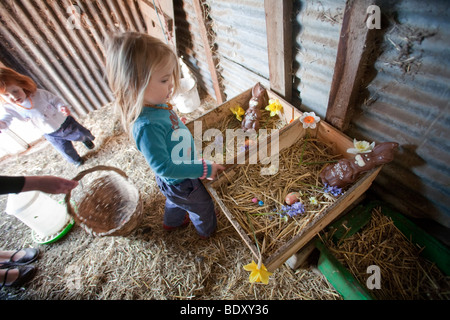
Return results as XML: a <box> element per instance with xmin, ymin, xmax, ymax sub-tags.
<box><xmin>163</xmin><ymin>214</ymin><xmax>190</xmax><ymax>231</ymax></box>
<box><xmin>198</xmin><ymin>229</ymin><xmax>216</xmax><ymax>240</ymax></box>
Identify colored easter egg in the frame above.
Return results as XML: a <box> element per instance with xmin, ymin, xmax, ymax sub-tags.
<box><xmin>285</xmin><ymin>192</ymin><xmax>301</xmax><ymax>205</ymax></box>
<box><xmin>252</xmin><ymin>198</ymin><xmax>258</xmax><ymax>203</ymax></box>
<box><xmin>258</xmin><ymin>200</ymin><xmax>264</xmax><ymax>206</ymax></box>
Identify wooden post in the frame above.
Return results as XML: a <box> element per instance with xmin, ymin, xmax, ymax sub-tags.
<box><xmin>264</xmin><ymin>0</ymin><xmax>293</xmax><ymax>101</ymax></box>
<box><xmin>325</xmin><ymin>0</ymin><xmax>373</xmax><ymax>131</ymax></box>
<box><xmin>192</xmin><ymin>0</ymin><xmax>225</xmax><ymax>104</ymax></box>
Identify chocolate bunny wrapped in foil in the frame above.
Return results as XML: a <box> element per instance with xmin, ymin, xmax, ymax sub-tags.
<box><xmin>241</xmin><ymin>83</ymin><xmax>267</xmax><ymax>132</ymax></box>
<box><xmin>320</xmin><ymin>142</ymin><xmax>399</xmax><ymax>188</ymax></box>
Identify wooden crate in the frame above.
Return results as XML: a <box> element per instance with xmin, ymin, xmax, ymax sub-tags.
<box><xmin>186</xmin><ymin>87</ymin><xmax>301</xmax><ymax>166</ymax></box>
<box><xmin>186</xmin><ymin>87</ymin><xmax>300</xmax><ymax>134</ymax></box>
<box><xmin>187</xmin><ymin>86</ymin><xmax>381</xmax><ymax>272</ymax></box>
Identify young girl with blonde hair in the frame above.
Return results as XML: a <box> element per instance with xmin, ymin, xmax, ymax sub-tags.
<box><xmin>0</xmin><ymin>67</ymin><xmax>95</xmax><ymax>166</ymax></box>
<box><xmin>104</xmin><ymin>32</ymin><xmax>224</xmax><ymax>239</ymax></box>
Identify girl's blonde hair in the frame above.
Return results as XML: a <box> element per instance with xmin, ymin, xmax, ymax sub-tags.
<box><xmin>104</xmin><ymin>32</ymin><xmax>180</xmax><ymax>134</ymax></box>
<box><xmin>0</xmin><ymin>67</ymin><xmax>37</xmax><ymax>104</ymax></box>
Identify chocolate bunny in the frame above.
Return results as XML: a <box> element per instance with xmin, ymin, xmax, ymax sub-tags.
<box><xmin>241</xmin><ymin>83</ymin><xmax>267</xmax><ymax>132</ymax></box>
<box><xmin>320</xmin><ymin>142</ymin><xmax>399</xmax><ymax>188</ymax></box>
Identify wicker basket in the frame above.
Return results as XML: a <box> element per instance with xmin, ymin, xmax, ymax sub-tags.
<box><xmin>65</xmin><ymin>165</ymin><xmax>143</xmax><ymax>237</ymax></box>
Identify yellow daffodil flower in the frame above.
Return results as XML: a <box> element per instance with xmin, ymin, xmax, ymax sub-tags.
<box><xmin>347</xmin><ymin>139</ymin><xmax>375</xmax><ymax>154</ymax></box>
<box><xmin>265</xmin><ymin>99</ymin><xmax>283</xmax><ymax>117</ymax></box>
<box><xmin>243</xmin><ymin>260</ymin><xmax>273</xmax><ymax>284</ymax></box>
<box><xmin>230</xmin><ymin>105</ymin><xmax>245</xmax><ymax>121</ymax></box>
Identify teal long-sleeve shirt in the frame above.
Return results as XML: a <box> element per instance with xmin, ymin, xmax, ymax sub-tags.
<box><xmin>132</xmin><ymin>105</ymin><xmax>212</xmax><ymax>185</ymax></box>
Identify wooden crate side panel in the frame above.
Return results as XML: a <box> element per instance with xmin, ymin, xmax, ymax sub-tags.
<box><xmin>317</xmin><ymin>121</ymin><xmax>354</xmax><ymax>158</ymax></box>
<box><xmin>186</xmin><ymin>88</ymin><xmax>252</xmax><ymax>132</ymax></box>
<box><xmin>186</xmin><ymin>86</ymin><xmax>301</xmax><ymax>133</ymax></box>
<box><xmin>267</xmin><ymin>90</ymin><xmax>302</xmax><ymax>124</ymax></box>
<box><xmin>187</xmin><ymin>86</ymin><xmax>304</xmax><ymax>170</ymax></box>
<box><xmin>207</xmin><ymin>185</ymin><xmax>260</xmax><ymax>258</ymax></box>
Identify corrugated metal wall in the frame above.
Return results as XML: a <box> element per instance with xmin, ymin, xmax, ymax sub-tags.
<box><xmin>346</xmin><ymin>0</ymin><xmax>450</xmax><ymax>228</ymax></box>
<box><xmin>0</xmin><ymin>0</ymin><xmax>147</xmax><ymax>118</ymax></box>
<box><xmin>174</xmin><ymin>0</ymin><xmax>217</xmax><ymax>97</ymax></box>
<box><xmin>292</xmin><ymin>0</ymin><xmax>344</xmax><ymax>118</ymax></box>
<box><xmin>174</xmin><ymin>0</ymin><xmax>269</xmax><ymax>101</ymax></box>
<box><xmin>206</xmin><ymin>0</ymin><xmax>270</xmax><ymax>98</ymax></box>
<box><xmin>175</xmin><ymin>0</ymin><xmax>343</xmax><ymax>110</ymax></box>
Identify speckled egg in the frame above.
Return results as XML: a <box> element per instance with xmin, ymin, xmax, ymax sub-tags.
<box><xmin>285</xmin><ymin>192</ymin><xmax>301</xmax><ymax>205</ymax></box>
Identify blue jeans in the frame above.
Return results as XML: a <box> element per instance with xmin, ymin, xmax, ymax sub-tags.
<box><xmin>155</xmin><ymin>176</ymin><xmax>217</xmax><ymax>237</ymax></box>
<box><xmin>44</xmin><ymin>116</ymin><xmax>95</xmax><ymax>164</ymax></box>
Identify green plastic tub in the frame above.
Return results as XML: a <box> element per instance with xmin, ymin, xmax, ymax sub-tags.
<box><xmin>316</xmin><ymin>200</ymin><xmax>450</xmax><ymax>300</ymax></box>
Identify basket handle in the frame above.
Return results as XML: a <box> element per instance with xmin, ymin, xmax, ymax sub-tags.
<box><xmin>64</xmin><ymin>165</ymin><xmax>129</xmax><ymax>217</ymax></box>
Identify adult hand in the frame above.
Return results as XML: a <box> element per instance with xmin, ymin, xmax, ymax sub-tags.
<box><xmin>22</xmin><ymin>176</ymin><xmax>78</xmax><ymax>194</ymax></box>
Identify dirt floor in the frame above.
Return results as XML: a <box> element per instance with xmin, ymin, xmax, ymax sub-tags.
<box><xmin>0</xmin><ymin>94</ymin><xmax>340</xmax><ymax>300</ymax></box>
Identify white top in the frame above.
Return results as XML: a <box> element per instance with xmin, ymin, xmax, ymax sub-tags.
<box><xmin>0</xmin><ymin>89</ymin><xmax>69</xmax><ymax>134</ymax></box>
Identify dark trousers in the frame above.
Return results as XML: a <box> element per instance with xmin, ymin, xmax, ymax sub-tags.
<box><xmin>155</xmin><ymin>176</ymin><xmax>217</xmax><ymax>237</ymax></box>
<box><xmin>44</xmin><ymin>116</ymin><xmax>94</xmax><ymax>164</ymax></box>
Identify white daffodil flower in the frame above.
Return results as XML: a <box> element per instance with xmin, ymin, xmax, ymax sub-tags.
<box><xmin>347</xmin><ymin>139</ymin><xmax>375</xmax><ymax>154</ymax></box>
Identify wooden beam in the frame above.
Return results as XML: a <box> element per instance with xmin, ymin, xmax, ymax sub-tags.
<box><xmin>264</xmin><ymin>0</ymin><xmax>293</xmax><ymax>101</ymax></box>
<box><xmin>325</xmin><ymin>0</ymin><xmax>373</xmax><ymax>131</ymax></box>
<box><xmin>192</xmin><ymin>0</ymin><xmax>225</xmax><ymax>104</ymax></box>
<box><xmin>139</xmin><ymin>0</ymin><xmax>175</xmax><ymax>47</ymax></box>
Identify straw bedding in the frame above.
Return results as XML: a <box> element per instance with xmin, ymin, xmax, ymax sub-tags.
<box><xmin>215</xmin><ymin>137</ymin><xmax>341</xmax><ymax>260</ymax></box>
<box><xmin>199</xmin><ymin>107</ymin><xmax>287</xmax><ymax>163</ymax></box>
<box><xmin>0</xmin><ymin>94</ymin><xmax>340</xmax><ymax>300</ymax></box>
<box><xmin>322</xmin><ymin>207</ymin><xmax>450</xmax><ymax>300</ymax></box>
